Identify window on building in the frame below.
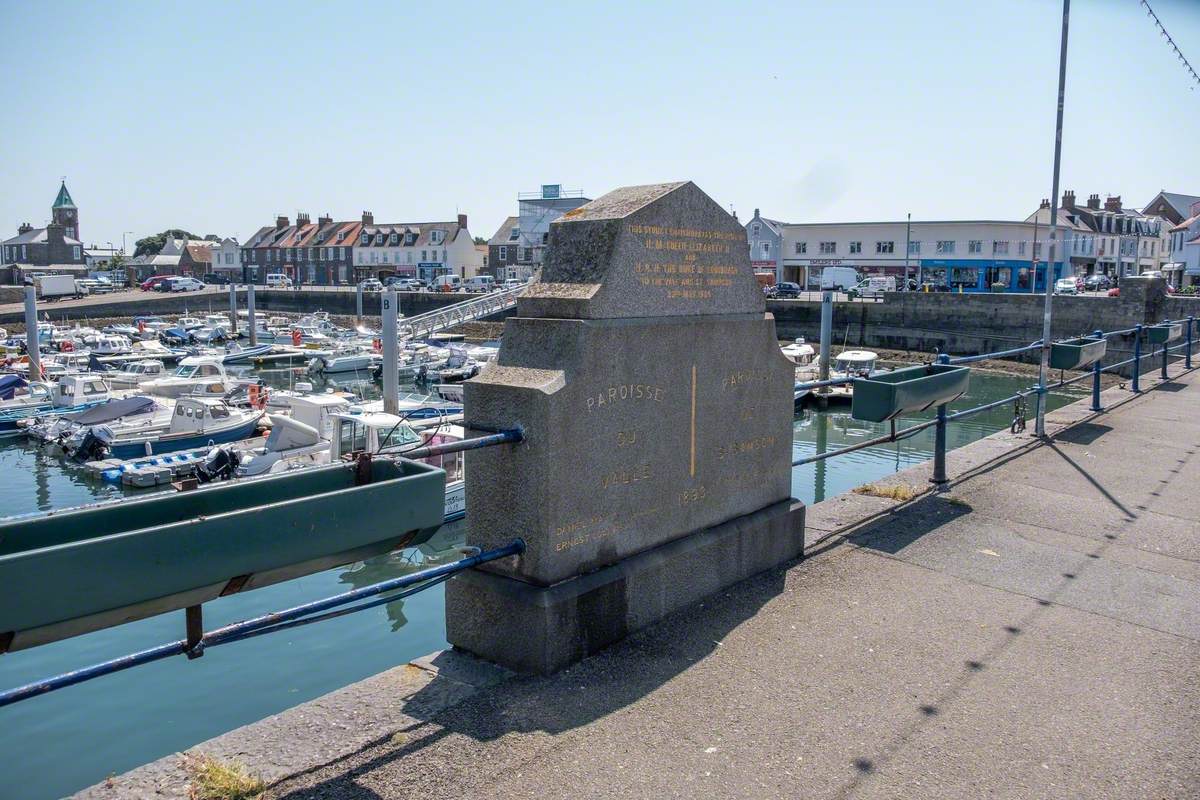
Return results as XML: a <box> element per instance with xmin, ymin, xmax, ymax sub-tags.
<box><xmin>357</xmin><ymin>252</ymin><xmax>363</xmax><ymax>264</ymax></box>
<box><xmin>1034</xmin><ymin>242</ymin><xmax>1043</xmax><ymax>259</ymax></box>
<box><xmin>307</xmin><ymin>247</ymin><xmax>314</xmax><ymax>260</ymax></box>
<box><xmin>339</xmin><ymin>247</ymin><xmax>345</xmax><ymax>260</ymax></box>
<box><xmin>21</xmin><ymin>245</ymin><xmax>26</xmax><ymax>260</ymax></box>
<box><xmin>431</xmin><ymin>230</ymin><xmax>444</xmax><ymax>244</ymax></box>
<box><xmin>849</xmin><ymin>241</ymin><xmax>862</xmax><ymax>254</ymax></box>
<box><xmin>993</xmin><ymin>241</ymin><xmax>1009</xmax><ymax>255</ymax></box>
<box><xmin>71</xmin><ymin>245</ymin><xmax>81</xmax><ymax>259</ymax></box>
<box><xmin>375</xmin><ymin>233</ymin><xmax>384</xmax><ymax>245</ymax></box>
<box><xmin>509</xmin><ymin>227</ymin><xmax>519</xmax><ymax>241</ymax></box>
<box><xmin>752</xmin><ymin>223</ymin><xmax>761</xmax><ymax>235</ymax></box>
<box><xmin>522</xmin><ymin>248</ymin><xmax>532</xmax><ymax>262</ymax></box>
<box><xmin>1018</xmin><ymin>241</ymin><xmax>1026</xmax><ymax>256</ymax></box>
<box><xmin>936</xmin><ymin>240</ymin><xmax>955</xmax><ymax>254</ymax></box>
<box><xmin>795</xmin><ymin>242</ymin><xmax>807</xmax><ymax>255</ymax></box>
<box><xmin>968</xmin><ymin>240</ymin><xmax>982</xmax><ymax>254</ymax></box>
<box><xmin>761</xmin><ymin>242</ymin><xmax>771</xmax><ymax>257</ymax></box>
<box><xmin>407</xmin><ymin>251</ymin><xmax>414</xmax><ymax>264</ymax></box>
<box><xmin>819</xmin><ymin>241</ymin><xmax>836</xmax><ymax>255</ymax></box>
<box><xmin>390</xmin><ymin>233</ymin><xmax>398</xmax><ymax>244</ymax></box>
<box><xmin>875</xmin><ymin>241</ymin><xmax>894</xmax><ymax>254</ymax></box>
<box><xmin>360</xmin><ymin>232</ymin><xmax>369</xmax><ymax>245</ymax></box>
<box><xmin>908</xmin><ymin>240</ymin><xmax>920</xmax><ymax>255</ymax></box>
<box><xmin>498</xmin><ymin>246</ymin><xmax>508</xmax><ymax>260</ymax></box>
<box><xmin>371</xmin><ymin>252</ymin><xmax>378</xmax><ymax>264</ymax></box>
<box><xmin>421</xmin><ymin>250</ymin><xmax>427</xmax><ymax>261</ymax></box>
<box><xmin>226</xmin><ymin>253</ymin><xmax>233</xmax><ymax>264</ymax></box>
<box><xmin>381</xmin><ymin>253</ymin><xmax>389</xmax><ymax>264</ymax></box>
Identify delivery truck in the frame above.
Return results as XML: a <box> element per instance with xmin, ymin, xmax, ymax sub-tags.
<box><xmin>35</xmin><ymin>274</ymin><xmax>83</xmax><ymax>301</ymax></box>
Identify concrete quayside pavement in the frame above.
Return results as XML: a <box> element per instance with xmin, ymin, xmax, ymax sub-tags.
<box><xmin>82</xmin><ymin>366</ymin><xmax>1199</xmax><ymax>799</ymax></box>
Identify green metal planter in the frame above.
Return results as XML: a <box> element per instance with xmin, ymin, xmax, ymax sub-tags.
<box><xmin>851</xmin><ymin>364</ymin><xmax>971</xmax><ymax>422</ymax></box>
<box><xmin>0</xmin><ymin>458</ymin><xmax>445</xmax><ymax>652</ymax></box>
<box><xmin>1148</xmin><ymin>323</ymin><xmax>1182</xmax><ymax>344</ymax></box>
<box><xmin>1050</xmin><ymin>337</ymin><xmax>1107</xmax><ymax>371</ymax></box>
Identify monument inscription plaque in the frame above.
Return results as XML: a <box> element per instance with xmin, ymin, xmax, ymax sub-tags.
<box><xmin>462</xmin><ymin>181</ymin><xmax>795</xmax><ymax>586</ymax></box>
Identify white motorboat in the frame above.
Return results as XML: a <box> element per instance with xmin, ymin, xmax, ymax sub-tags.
<box><xmin>424</xmin><ymin>351</ymin><xmax>480</xmax><ymax>383</ymax></box>
<box><xmin>221</xmin><ymin>342</ymin><xmax>274</xmax><ymax>364</ymax></box>
<box><xmin>308</xmin><ymin>347</ymin><xmax>382</xmax><ymax>375</ymax></box>
<box><xmin>106</xmin><ymin>359</ymin><xmax>167</xmax><ymax>389</ymax></box>
<box><xmin>87</xmin><ymin>397</ymin><xmax>263</xmax><ymax>460</ymax></box>
<box><xmin>140</xmin><ymin>356</ymin><xmax>232</xmax><ymax>398</ymax></box>
<box><xmin>781</xmin><ymin>338</ymin><xmax>816</xmax><ymax>366</ymax></box>
<box><xmin>176</xmin><ymin>316</ymin><xmax>205</xmax><ymax>331</ymax></box>
<box><xmin>89</xmin><ymin>334</ymin><xmax>133</xmax><ymax>356</ymax></box>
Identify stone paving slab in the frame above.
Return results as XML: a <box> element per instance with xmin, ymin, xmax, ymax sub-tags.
<box><xmin>81</xmin><ymin>368</ymin><xmax>1200</xmax><ymax>799</ymax></box>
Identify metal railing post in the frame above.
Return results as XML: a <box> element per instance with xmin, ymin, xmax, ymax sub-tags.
<box><xmin>931</xmin><ymin>353</ymin><xmax>950</xmax><ymax>487</ymax></box>
<box><xmin>1160</xmin><ymin>327</ymin><xmax>1169</xmax><ymax>380</ymax></box>
<box><xmin>1186</xmin><ymin>316</ymin><xmax>1193</xmax><ymax>370</ymax></box>
<box><xmin>1091</xmin><ymin>328</ymin><xmax>1103</xmax><ymax>412</ymax></box>
<box><xmin>1132</xmin><ymin>324</ymin><xmax>1142</xmax><ymax>393</ymax></box>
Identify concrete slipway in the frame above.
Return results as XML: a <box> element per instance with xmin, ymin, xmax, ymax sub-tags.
<box><xmin>82</xmin><ymin>368</ymin><xmax>1200</xmax><ymax>799</ymax></box>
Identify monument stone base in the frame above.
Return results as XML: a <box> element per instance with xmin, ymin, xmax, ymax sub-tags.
<box><xmin>446</xmin><ymin>499</ymin><xmax>805</xmax><ymax>675</ymax></box>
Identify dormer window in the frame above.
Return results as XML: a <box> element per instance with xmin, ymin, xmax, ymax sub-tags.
<box><xmin>430</xmin><ymin>230</ymin><xmax>444</xmax><ymax>245</ymax></box>
<box><xmin>509</xmin><ymin>227</ymin><xmax>519</xmax><ymax>241</ymax></box>
<box><xmin>405</xmin><ymin>233</ymin><xmax>416</xmax><ymax>246</ymax></box>
<box><xmin>375</xmin><ymin>233</ymin><xmax>384</xmax><ymax>245</ymax></box>
<box><xmin>360</xmin><ymin>232</ymin><xmax>369</xmax><ymax>245</ymax></box>
<box><xmin>390</xmin><ymin>233</ymin><xmax>399</xmax><ymax>244</ymax></box>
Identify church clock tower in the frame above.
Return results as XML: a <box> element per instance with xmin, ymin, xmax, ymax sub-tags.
<box><xmin>52</xmin><ymin>181</ymin><xmax>78</xmax><ymax>241</ymax></box>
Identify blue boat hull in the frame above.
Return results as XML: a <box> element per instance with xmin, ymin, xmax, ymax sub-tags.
<box><xmin>108</xmin><ymin>417</ymin><xmax>262</xmax><ymax>459</ymax></box>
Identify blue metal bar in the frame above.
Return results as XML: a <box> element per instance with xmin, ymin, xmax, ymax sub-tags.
<box><xmin>1187</xmin><ymin>317</ymin><xmax>1194</xmax><ymax>370</ymax></box>
<box><xmin>0</xmin><ymin>540</ymin><xmax>525</xmax><ymax>708</ymax></box>
<box><xmin>944</xmin><ymin>391</ymin><xmax>1024</xmax><ymax>422</ymax></box>
<box><xmin>397</xmin><ymin>429</ymin><xmax>523</xmax><ymax>460</ymax></box>
<box><xmin>1132</xmin><ymin>325</ymin><xmax>1142</xmax><ymax>393</ymax></box>
<box><xmin>794</xmin><ymin>376</ymin><xmax>854</xmax><ymax>392</ymax></box>
<box><xmin>947</xmin><ymin>342</ymin><xmax>1042</xmax><ymax>365</ymax></box>
<box><xmin>1091</xmin><ymin>329</ymin><xmax>1103</xmax><ymax>412</ymax></box>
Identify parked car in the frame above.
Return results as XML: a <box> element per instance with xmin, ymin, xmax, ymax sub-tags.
<box><xmin>386</xmin><ymin>277</ymin><xmax>423</xmax><ymax>291</ymax></box>
<box><xmin>265</xmin><ymin>273</ymin><xmax>293</xmax><ymax>288</ymax></box>
<box><xmin>203</xmin><ymin>273</ymin><xmax>231</xmax><ymax>285</ymax></box>
<box><xmin>502</xmin><ymin>278</ymin><xmax>527</xmax><ymax>290</ymax></box>
<box><xmin>140</xmin><ymin>275</ymin><xmax>172</xmax><ymax>291</ymax></box>
<box><xmin>432</xmin><ymin>275</ymin><xmax>463</xmax><ymax>292</ymax></box>
<box><xmin>1054</xmin><ymin>277</ymin><xmax>1078</xmax><ymax>295</ymax></box>
<box><xmin>1083</xmin><ymin>274</ymin><xmax>1111</xmax><ymax>292</ymax></box>
<box><xmin>769</xmin><ymin>282</ymin><xmax>802</xmax><ymax>299</ymax></box>
<box><xmin>359</xmin><ymin>278</ymin><xmax>383</xmax><ymax>293</ymax></box>
<box><xmin>167</xmin><ymin>277</ymin><xmax>205</xmax><ymax>292</ymax></box>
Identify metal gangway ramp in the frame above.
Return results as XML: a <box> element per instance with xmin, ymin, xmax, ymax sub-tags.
<box><xmin>401</xmin><ymin>285</ymin><xmax>524</xmax><ymax>340</ymax></box>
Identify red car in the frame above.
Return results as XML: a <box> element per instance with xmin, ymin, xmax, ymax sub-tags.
<box><xmin>140</xmin><ymin>275</ymin><xmax>171</xmax><ymax>291</ymax></box>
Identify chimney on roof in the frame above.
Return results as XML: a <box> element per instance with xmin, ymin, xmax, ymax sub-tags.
<box><xmin>457</xmin><ymin>213</ymin><xmax>468</xmax><ymax>230</ymax></box>
<box><xmin>296</xmin><ymin>212</ymin><xmax>311</xmax><ymax>227</ymax></box>
<box><xmin>1087</xmin><ymin>193</ymin><xmax>1101</xmax><ymax>210</ymax></box>
<box><xmin>362</xmin><ymin>211</ymin><xmax>374</xmax><ymax>225</ymax></box>
<box><xmin>1040</xmin><ymin>198</ymin><xmax>1050</xmax><ymax>209</ymax></box>
<box><xmin>318</xmin><ymin>213</ymin><xmax>332</xmax><ymax>225</ymax></box>
<box><xmin>754</xmin><ymin>208</ymin><xmax>760</xmax><ymax>218</ymax></box>
<box><xmin>1062</xmin><ymin>190</ymin><xmax>1076</xmax><ymax>210</ymax></box>
<box><xmin>18</xmin><ymin>222</ymin><xmax>32</xmax><ymax>235</ymax></box>
<box><xmin>1104</xmin><ymin>195</ymin><xmax>1122</xmax><ymax>212</ymax></box>
<box><xmin>275</xmin><ymin>215</ymin><xmax>289</xmax><ymax>229</ymax></box>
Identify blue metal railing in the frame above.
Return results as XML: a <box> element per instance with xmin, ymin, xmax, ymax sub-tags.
<box><xmin>792</xmin><ymin>315</ymin><xmax>1198</xmax><ymax>485</ymax></box>
<box><xmin>0</xmin><ymin>539</ymin><xmax>525</xmax><ymax>708</ymax></box>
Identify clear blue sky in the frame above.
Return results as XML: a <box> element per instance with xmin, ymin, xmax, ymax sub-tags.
<box><xmin>1</xmin><ymin>0</ymin><xmax>1197</xmax><ymax>250</ymax></box>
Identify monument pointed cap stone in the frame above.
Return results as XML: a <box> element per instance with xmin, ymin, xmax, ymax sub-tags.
<box><xmin>519</xmin><ymin>181</ymin><xmax>764</xmax><ymax>320</ymax></box>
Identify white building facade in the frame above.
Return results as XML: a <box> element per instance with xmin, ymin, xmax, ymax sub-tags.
<box><xmin>766</xmin><ymin>219</ymin><xmax>1079</xmax><ymax>293</ymax></box>
<box><xmin>209</xmin><ymin>237</ymin><xmax>241</xmax><ymax>279</ymax></box>
<box><xmin>353</xmin><ymin>215</ymin><xmax>482</xmax><ymax>283</ymax></box>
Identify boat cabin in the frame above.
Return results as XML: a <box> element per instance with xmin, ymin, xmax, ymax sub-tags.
<box><xmin>171</xmin><ymin>357</ymin><xmax>226</xmax><ymax>380</ymax></box>
<box><xmin>116</xmin><ymin>360</ymin><xmax>164</xmax><ymax>379</ymax></box>
<box><xmin>287</xmin><ymin>394</ymin><xmax>352</xmax><ymax>439</ymax></box>
<box><xmin>171</xmin><ymin>397</ymin><xmax>235</xmax><ymax>433</ymax></box>
<box><xmin>52</xmin><ymin>374</ymin><xmax>111</xmax><ymax>406</ymax></box>
<box><xmin>834</xmin><ymin>350</ymin><xmax>878</xmax><ymax>378</ymax></box>
<box><xmin>781</xmin><ymin>338</ymin><xmax>816</xmax><ymax>366</ymax></box>
<box><xmin>329</xmin><ymin>412</ymin><xmax>422</xmax><ymax>460</ymax></box>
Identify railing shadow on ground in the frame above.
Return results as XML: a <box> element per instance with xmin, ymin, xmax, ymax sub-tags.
<box><xmin>266</xmin><ymin>568</ymin><xmax>793</xmax><ymax>800</ymax></box>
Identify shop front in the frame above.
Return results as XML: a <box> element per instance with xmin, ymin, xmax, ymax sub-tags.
<box><xmin>918</xmin><ymin>259</ymin><xmax>1065</xmax><ymax>292</ymax></box>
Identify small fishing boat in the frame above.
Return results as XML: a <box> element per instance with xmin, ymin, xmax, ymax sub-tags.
<box><xmin>221</xmin><ymin>342</ymin><xmax>273</xmax><ymax>364</ymax></box>
<box><xmin>308</xmin><ymin>348</ymin><xmax>383</xmax><ymax>375</ymax></box>
<box><xmin>88</xmin><ymin>396</ymin><xmax>263</xmax><ymax>459</ymax></box>
<box><xmin>0</xmin><ymin>374</ymin><xmax>115</xmax><ymax>435</ymax></box>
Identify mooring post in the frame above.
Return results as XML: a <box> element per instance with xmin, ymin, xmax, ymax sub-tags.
<box><xmin>382</xmin><ymin>289</ymin><xmax>399</xmax><ymax>415</ymax></box>
<box><xmin>228</xmin><ymin>284</ymin><xmax>238</xmax><ymax>337</ymax></box>
<box><xmin>247</xmin><ymin>283</ymin><xmax>257</xmax><ymax>346</ymax></box>
<box><xmin>1186</xmin><ymin>316</ymin><xmax>1194</xmax><ymax>370</ymax></box>
<box><xmin>23</xmin><ymin>287</ymin><xmax>39</xmax><ymax>379</ymax></box>
<box><xmin>1132</xmin><ymin>324</ymin><xmax>1142</xmax><ymax>393</ymax></box>
<box><xmin>356</xmin><ymin>283</ymin><xmax>364</xmax><ymax>324</ymax></box>
<box><xmin>931</xmin><ymin>353</ymin><xmax>950</xmax><ymax>487</ymax></box>
<box><xmin>816</xmin><ymin>289</ymin><xmax>832</xmax><ymax>408</ymax></box>
<box><xmin>1091</xmin><ymin>329</ymin><xmax>1103</xmax><ymax>412</ymax></box>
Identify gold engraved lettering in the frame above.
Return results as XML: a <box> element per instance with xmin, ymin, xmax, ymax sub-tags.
<box><xmin>601</xmin><ymin>463</ymin><xmax>652</xmax><ymax>489</ymax></box>
<box><xmin>721</xmin><ymin>370</ymin><xmax>772</xmax><ymax>391</ymax></box>
<box><xmin>585</xmin><ymin>384</ymin><xmax>664</xmax><ymax>413</ymax></box>
<box><xmin>616</xmin><ymin>430</ymin><xmax>639</xmax><ymax>448</ymax></box>
<box><xmin>716</xmin><ymin>435</ymin><xmax>778</xmax><ymax>460</ymax></box>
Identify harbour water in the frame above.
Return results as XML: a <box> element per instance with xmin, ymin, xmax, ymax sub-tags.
<box><xmin>0</xmin><ymin>368</ymin><xmax>1078</xmax><ymax>799</ymax></box>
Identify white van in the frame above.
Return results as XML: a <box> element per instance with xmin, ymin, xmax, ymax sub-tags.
<box><xmin>432</xmin><ymin>275</ymin><xmax>463</xmax><ymax>292</ymax></box>
<box><xmin>266</xmin><ymin>273</ymin><xmax>293</xmax><ymax>288</ymax></box>
<box><xmin>463</xmin><ymin>276</ymin><xmax>495</xmax><ymax>293</ymax></box>
<box><xmin>853</xmin><ymin>276</ymin><xmax>896</xmax><ymax>297</ymax></box>
<box><xmin>819</xmin><ymin>267</ymin><xmax>861</xmax><ymax>292</ymax></box>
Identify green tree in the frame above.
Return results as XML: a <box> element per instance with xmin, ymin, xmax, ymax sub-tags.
<box><xmin>133</xmin><ymin>229</ymin><xmax>200</xmax><ymax>258</ymax></box>
<box><xmin>473</xmin><ymin>236</ymin><xmax>487</xmax><ymax>245</ymax></box>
